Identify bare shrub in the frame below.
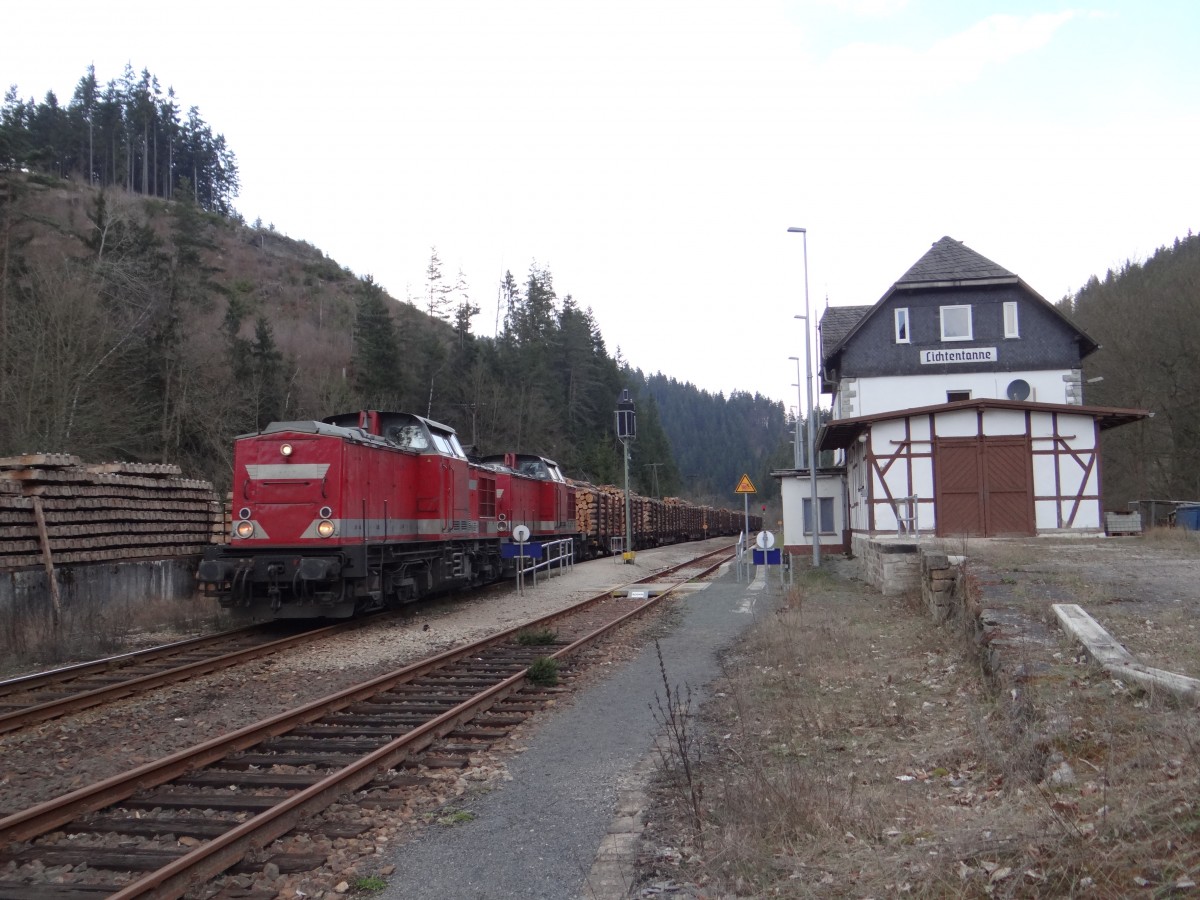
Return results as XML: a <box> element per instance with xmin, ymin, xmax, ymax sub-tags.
<box><xmin>650</xmin><ymin>640</ymin><xmax>705</xmax><ymax>852</ymax></box>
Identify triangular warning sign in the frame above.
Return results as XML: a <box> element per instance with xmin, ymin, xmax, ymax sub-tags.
<box><xmin>734</xmin><ymin>474</ymin><xmax>757</xmax><ymax>494</ymax></box>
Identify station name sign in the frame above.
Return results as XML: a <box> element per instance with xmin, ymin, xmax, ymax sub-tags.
<box><xmin>920</xmin><ymin>347</ymin><xmax>996</xmax><ymax>364</ymax></box>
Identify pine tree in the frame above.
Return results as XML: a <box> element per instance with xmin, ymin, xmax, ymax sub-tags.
<box><xmin>425</xmin><ymin>247</ymin><xmax>453</xmax><ymax>321</ymax></box>
<box><xmin>351</xmin><ymin>275</ymin><xmax>402</xmax><ymax>408</ymax></box>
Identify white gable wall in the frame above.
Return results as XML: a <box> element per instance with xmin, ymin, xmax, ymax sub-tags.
<box><xmin>836</xmin><ymin>369</ymin><xmax>1081</xmax><ymax>419</ymax></box>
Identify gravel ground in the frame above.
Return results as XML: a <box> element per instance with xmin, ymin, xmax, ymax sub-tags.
<box><xmin>0</xmin><ymin>539</ymin><xmax>735</xmax><ymax>819</ymax></box>
<box><xmin>0</xmin><ymin>547</ymin><xmax>705</xmax><ymax>816</ymax></box>
<box><xmin>373</xmin><ymin>558</ymin><xmax>784</xmax><ymax>900</ymax></box>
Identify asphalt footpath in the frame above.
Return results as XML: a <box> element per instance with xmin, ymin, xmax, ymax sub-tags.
<box><xmin>376</xmin><ymin>559</ymin><xmax>788</xmax><ymax>900</ymax></box>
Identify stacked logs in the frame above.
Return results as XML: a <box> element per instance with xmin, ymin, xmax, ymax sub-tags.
<box><xmin>665</xmin><ymin>497</ymin><xmax>703</xmax><ymax>540</ymax></box>
<box><xmin>0</xmin><ymin>454</ymin><xmax>223</xmax><ymax>571</ymax></box>
<box><xmin>571</xmin><ymin>482</ymin><xmax>750</xmax><ymax>552</ymax></box>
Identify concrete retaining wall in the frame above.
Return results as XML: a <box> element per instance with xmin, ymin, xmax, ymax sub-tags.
<box><xmin>0</xmin><ymin>557</ymin><xmax>204</xmax><ymax>662</ymax></box>
<box><xmin>1</xmin><ymin>558</ymin><xmax>199</xmax><ymax>616</ymax></box>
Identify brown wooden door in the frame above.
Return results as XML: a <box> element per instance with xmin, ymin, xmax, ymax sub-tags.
<box><xmin>935</xmin><ymin>438</ymin><xmax>983</xmax><ymax>536</ymax></box>
<box><xmin>935</xmin><ymin>436</ymin><xmax>1034</xmax><ymax>537</ymax></box>
<box><xmin>982</xmin><ymin>438</ymin><xmax>1034</xmax><ymax>535</ymax></box>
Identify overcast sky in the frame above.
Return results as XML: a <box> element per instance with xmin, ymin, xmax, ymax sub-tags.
<box><xmin>9</xmin><ymin>0</ymin><xmax>1199</xmax><ymax>417</ymax></box>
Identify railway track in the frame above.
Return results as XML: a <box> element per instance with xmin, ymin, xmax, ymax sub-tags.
<box><xmin>0</xmin><ymin>623</ymin><xmax>350</xmax><ymax>736</ymax></box>
<box><xmin>0</xmin><ymin>544</ymin><xmax>732</xmax><ymax>899</ymax></box>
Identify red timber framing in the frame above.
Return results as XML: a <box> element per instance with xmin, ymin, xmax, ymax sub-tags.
<box><xmin>862</xmin><ymin>417</ymin><xmax>930</xmax><ymax>534</ymax></box>
<box><xmin>1030</xmin><ymin>412</ymin><xmax>1102</xmax><ymax>530</ymax></box>
<box><xmin>825</xmin><ymin>400</ymin><xmax>1146</xmax><ymax>539</ymax></box>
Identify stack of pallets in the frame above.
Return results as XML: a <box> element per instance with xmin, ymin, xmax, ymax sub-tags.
<box><xmin>0</xmin><ymin>454</ymin><xmax>223</xmax><ymax>571</ymax></box>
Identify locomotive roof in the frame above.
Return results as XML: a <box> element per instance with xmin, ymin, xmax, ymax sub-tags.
<box><xmin>479</xmin><ymin>452</ymin><xmax>561</xmax><ymax>467</ymax></box>
<box><xmin>250</xmin><ymin>420</ymin><xmax>365</xmax><ymax>439</ymax></box>
<box><xmin>322</xmin><ymin>410</ymin><xmax>459</xmax><ymax>435</ymax></box>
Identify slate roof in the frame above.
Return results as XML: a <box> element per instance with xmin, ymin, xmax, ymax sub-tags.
<box><xmin>896</xmin><ymin>236</ymin><xmax>1016</xmax><ymax>285</ymax></box>
<box><xmin>820</xmin><ymin>304</ymin><xmax>872</xmax><ymax>359</ymax></box>
<box><xmin>818</xmin><ymin>235</ymin><xmax>1098</xmax><ymax>367</ymax></box>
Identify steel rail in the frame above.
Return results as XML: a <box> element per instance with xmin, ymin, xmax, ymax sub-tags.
<box><xmin>0</xmin><ymin>625</ymin><xmax>271</xmax><ymax>694</ymax></box>
<box><xmin>106</xmin><ymin>547</ymin><xmax>735</xmax><ymax>900</ymax></box>
<box><xmin>0</xmin><ymin>544</ymin><xmax>734</xmax><ymax>898</ymax></box>
<box><xmin>0</xmin><ymin>622</ymin><xmax>347</xmax><ymax>735</ymax></box>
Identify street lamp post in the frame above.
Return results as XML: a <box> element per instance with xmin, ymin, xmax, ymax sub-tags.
<box><xmin>788</xmin><ymin>226</ymin><xmax>820</xmax><ymax>567</ymax></box>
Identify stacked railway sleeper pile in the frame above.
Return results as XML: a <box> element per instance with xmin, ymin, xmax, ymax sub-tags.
<box><xmin>0</xmin><ymin>454</ymin><xmax>223</xmax><ymax>570</ymax></box>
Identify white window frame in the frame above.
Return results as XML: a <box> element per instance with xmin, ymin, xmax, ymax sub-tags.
<box><xmin>947</xmin><ymin>390</ymin><xmax>972</xmax><ymax>402</ymax></box>
<box><xmin>940</xmin><ymin>305</ymin><xmax>973</xmax><ymax>341</ymax></box>
<box><xmin>1003</xmin><ymin>301</ymin><xmax>1020</xmax><ymax>338</ymax></box>
<box><xmin>894</xmin><ymin>307</ymin><xmax>910</xmax><ymax>343</ymax></box>
<box><xmin>802</xmin><ymin>496</ymin><xmax>836</xmax><ymax>535</ymax></box>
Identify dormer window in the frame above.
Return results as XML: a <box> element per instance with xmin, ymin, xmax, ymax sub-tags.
<box><xmin>894</xmin><ymin>308</ymin><xmax>910</xmax><ymax>343</ymax></box>
<box><xmin>940</xmin><ymin>305</ymin><xmax>973</xmax><ymax>341</ymax></box>
<box><xmin>1004</xmin><ymin>301</ymin><xmax>1020</xmax><ymax>338</ymax></box>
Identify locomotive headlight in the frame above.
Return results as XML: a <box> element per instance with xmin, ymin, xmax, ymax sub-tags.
<box><xmin>280</xmin><ymin>443</ymin><xmax>294</xmax><ymax>457</ymax></box>
<box><xmin>234</xmin><ymin>520</ymin><xmax>255</xmax><ymax>539</ymax></box>
<box><xmin>316</xmin><ymin>519</ymin><xmax>336</xmax><ymax>538</ymax></box>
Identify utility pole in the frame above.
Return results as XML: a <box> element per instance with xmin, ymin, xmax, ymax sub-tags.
<box><xmin>643</xmin><ymin>462</ymin><xmax>663</xmax><ymax>498</ymax></box>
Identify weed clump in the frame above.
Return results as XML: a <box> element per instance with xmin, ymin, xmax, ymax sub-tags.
<box><xmin>527</xmin><ymin>656</ymin><xmax>559</xmax><ymax>686</ymax></box>
<box><xmin>435</xmin><ymin>809</ymin><xmax>476</xmax><ymax>826</ymax></box>
<box><xmin>515</xmin><ymin>627</ymin><xmax>557</xmax><ymax>646</ymax></box>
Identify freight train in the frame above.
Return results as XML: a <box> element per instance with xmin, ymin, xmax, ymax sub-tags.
<box><xmin>198</xmin><ymin>410</ymin><xmax>759</xmax><ymax>619</ymax></box>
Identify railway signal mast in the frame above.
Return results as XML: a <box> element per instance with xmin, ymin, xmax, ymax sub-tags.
<box><xmin>616</xmin><ymin>389</ymin><xmax>637</xmax><ymax>563</ymax></box>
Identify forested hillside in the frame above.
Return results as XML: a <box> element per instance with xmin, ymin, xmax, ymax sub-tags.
<box><xmin>645</xmin><ymin>374</ymin><xmax>793</xmax><ymax>500</ymax></box>
<box><xmin>1</xmin><ymin>64</ymin><xmax>238</xmax><ymax>215</ymax></box>
<box><xmin>1061</xmin><ymin>233</ymin><xmax>1200</xmax><ymax>507</ymax></box>
<box><xmin>0</xmin><ymin>168</ymin><xmax>788</xmax><ymax>502</ymax></box>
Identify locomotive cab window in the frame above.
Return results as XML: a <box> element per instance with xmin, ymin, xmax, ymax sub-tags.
<box><xmin>430</xmin><ymin>432</ymin><xmax>466</xmax><ymax>458</ymax></box>
<box><xmin>386</xmin><ymin>424</ymin><xmax>429</xmax><ymax>450</ymax></box>
<box><xmin>518</xmin><ymin>459</ymin><xmax>550</xmax><ymax>479</ymax></box>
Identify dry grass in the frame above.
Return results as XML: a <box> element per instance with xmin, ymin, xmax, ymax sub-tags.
<box><xmin>640</xmin><ymin>564</ymin><xmax>1200</xmax><ymax>898</ymax></box>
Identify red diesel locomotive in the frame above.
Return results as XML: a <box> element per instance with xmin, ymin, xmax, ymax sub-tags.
<box><xmin>198</xmin><ymin>409</ymin><xmax>756</xmax><ymax>618</ymax></box>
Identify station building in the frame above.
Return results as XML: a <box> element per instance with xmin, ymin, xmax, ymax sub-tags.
<box><xmin>776</xmin><ymin>236</ymin><xmax>1148</xmax><ymax>559</ymax></box>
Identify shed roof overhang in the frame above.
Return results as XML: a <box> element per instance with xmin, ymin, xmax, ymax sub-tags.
<box><xmin>817</xmin><ymin>398</ymin><xmax>1151</xmax><ymax>451</ymax></box>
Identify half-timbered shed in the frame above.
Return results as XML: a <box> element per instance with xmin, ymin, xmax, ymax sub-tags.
<box><xmin>821</xmin><ymin>398</ymin><xmax>1146</xmax><ymax>537</ymax></box>
<box><xmin>788</xmin><ymin>236</ymin><xmax>1149</xmax><ymax>542</ymax></box>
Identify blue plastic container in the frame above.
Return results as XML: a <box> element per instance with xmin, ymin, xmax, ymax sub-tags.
<box><xmin>1177</xmin><ymin>505</ymin><xmax>1200</xmax><ymax>530</ymax></box>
